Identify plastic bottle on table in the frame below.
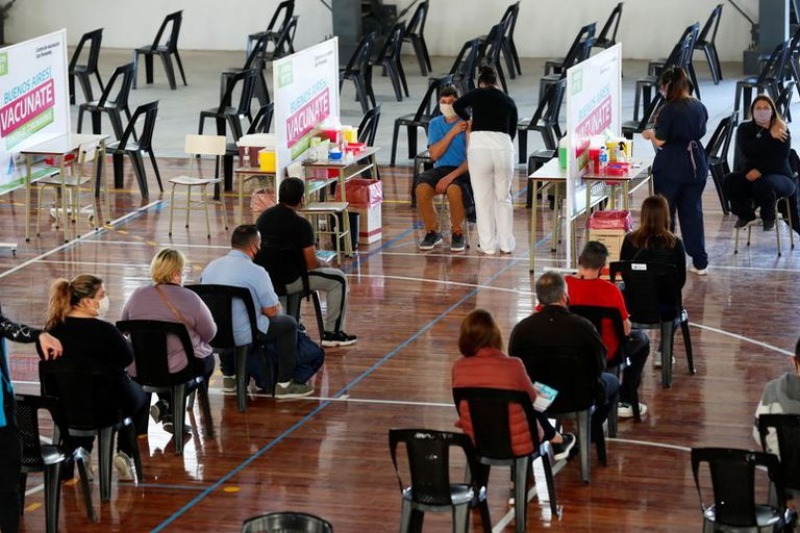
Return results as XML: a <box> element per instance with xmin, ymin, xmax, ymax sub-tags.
<box><xmin>599</xmin><ymin>146</ymin><xmax>609</xmax><ymax>173</ymax></box>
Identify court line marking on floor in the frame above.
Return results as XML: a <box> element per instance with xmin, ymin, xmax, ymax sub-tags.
<box><xmin>151</xmin><ymin>258</ymin><xmax>521</xmax><ymax>532</ymax></box>
<box><xmin>0</xmin><ymin>199</ymin><xmax>164</xmax><ymax>281</ymax></box>
<box><xmin>689</xmin><ymin>323</ymin><xmax>794</xmax><ymax>356</ymax></box>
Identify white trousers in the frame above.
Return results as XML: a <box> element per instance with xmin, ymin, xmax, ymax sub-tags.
<box><xmin>467</xmin><ymin>131</ymin><xmax>516</xmax><ymax>253</ymax></box>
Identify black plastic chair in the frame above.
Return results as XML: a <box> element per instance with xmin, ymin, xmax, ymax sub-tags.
<box><xmin>185</xmin><ymin>284</ymin><xmax>258</xmax><ymax>412</ymax></box>
<box><xmin>775</xmin><ymin>79</ymin><xmax>796</xmax><ymax>123</ymax></box>
<box><xmin>543</xmin><ymin>23</ymin><xmax>596</xmax><ymax>77</ymax></box>
<box><xmin>245</xmin><ymin>0</ymin><xmax>296</xmax><ymax>58</ymax></box>
<box><xmin>222</xmin><ymin>33</ymin><xmax>271</xmax><ymax>111</ymax></box>
<box><xmin>477</xmin><ymin>21</ymin><xmax>509</xmax><ymax>93</ymax></box>
<box><xmin>539</xmin><ymin>34</ymin><xmax>594</xmax><ymax>105</ymax></box>
<box><xmin>69</xmin><ymin>28</ymin><xmax>104</xmax><ymax>105</ymax></box>
<box><xmin>734</xmin><ymin>41</ymin><xmax>791</xmax><ymax>116</ymax></box>
<box><xmin>593</xmin><ymin>3</ymin><xmax>623</xmax><ymax>51</ymax></box>
<box><xmin>38</xmin><ymin>359</ymin><xmax>144</xmax><ymax>506</ymax></box>
<box><xmin>222</xmin><ymin>103</ymin><xmax>274</xmax><ymax>194</ymax></box>
<box><xmin>77</xmin><ymin>63</ymin><xmax>135</xmax><ymax>141</ymax></box>
<box><xmin>758</xmin><ymin>414</ymin><xmax>800</xmax><ymax>497</ymax></box>
<box><xmin>261</xmin><ymin>15</ymin><xmax>299</xmax><ymax>64</ymax></box>
<box><xmin>691</xmin><ymin>447</ymin><xmax>788</xmax><ymax>532</ymax></box>
<box><xmin>108</xmin><ymin>101</ymin><xmax>163</xmax><ymax>197</ymax></box>
<box><xmin>639</xmin><ymin>24</ymin><xmax>698</xmax><ymax>119</ymax></box>
<box><xmin>452</xmin><ymin>387</ymin><xmax>558</xmax><ymax>531</ymax></box>
<box><xmin>198</xmin><ymin>69</ymin><xmax>257</xmax><ymax>140</ymax></box>
<box><xmin>694</xmin><ymin>4</ymin><xmax>724</xmax><ymax>84</ymax></box>
<box><xmin>706</xmin><ymin>111</ymin><xmax>738</xmax><ymax>214</ymax></box>
<box><xmin>500</xmin><ymin>2</ymin><xmax>522</xmax><ymax>77</ymax></box>
<box><xmin>16</xmin><ymin>394</ymin><xmax>72</xmax><ymax>532</ymax></box>
<box><xmin>241</xmin><ymin>511</ymin><xmax>332</xmax><ymax>533</ymax></box>
<box><xmin>116</xmin><ymin>320</ymin><xmax>214</xmax><ymax>455</ymax></box>
<box><xmin>339</xmin><ymin>32</ymin><xmax>376</xmax><ymax>115</ymax></box>
<box><xmin>369</xmin><ymin>22</ymin><xmax>409</xmax><ymax>102</ymax></box>
<box><xmin>389</xmin><ymin>428</ymin><xmax>491</xmax><ymax>533</ymax></box>
<box><xmin>133</xmin><ymin>10</ymin><xmax>187</xmax><ymax>90</ymax></box>
<box><xmin>622</xmin><ymin>93</ymin><xmax>663</xmax><ymax>140</ymax></box>
<box><xmin>515</xmin><ymin>346</ymin><xmax>608</xmax><ymax>483</ymax></box>
<box><xmin>609</xmin><ymin>261</ymin><xmax>695</xmax><ymax>388</ymax></box>
<box><xmin>390</xmin><ymin>75</ymin><xmax>452</xmax><ymax>167</ymax></box>
<box><xmin>429</xmin><ymin>38</ymin><xmax>481</xmax><ymax>98</ymax></box>
<box><xmin>568</xmin><ymin>304</ymin><xmax>630</xmax><ymax>426</ymax></box>
<box><xmin>358</xmin><ymin>104</ymin><xmax>381</xmax><ymax>147</ymax></box>
<box><xmin>517</xmin><ymin>78</ymin><xmax>565</xmax><ymax>165</ymax></box>
<box><xmin>403</xmin><ymin>0</ymin><xmax>432</xmax><ymax>76</ymax></box>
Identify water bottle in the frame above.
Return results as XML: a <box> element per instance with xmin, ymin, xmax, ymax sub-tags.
<box><xmin>599</xmin><ymin>146</ymin><xmax>609</xmax><ymax>173</ymax></box>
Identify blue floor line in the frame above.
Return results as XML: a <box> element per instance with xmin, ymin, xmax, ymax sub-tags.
<box><xmin>342</xmin><ymin>227</ymin><xmax>415</xmax><ymax>272</ymax></box>
<box><xmin>151</xmin><ymin>258</ymin><xmax>521</xmax><ymax>532</ymax></box>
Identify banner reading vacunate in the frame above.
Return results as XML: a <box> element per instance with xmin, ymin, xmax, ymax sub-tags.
<box><xmin>0</xmin><ymin>30</ymin><xmax>70</xmax><ymax>194</ymax></box>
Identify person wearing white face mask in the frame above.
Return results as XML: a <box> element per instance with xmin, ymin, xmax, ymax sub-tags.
<box><xmin>43</xmin><ymin>274</ymin><xmax>149</xmax><ymax>482</ymax></box>
<box><xmin>415</xmin><ymin>85</ymin><xmax>474</xmax><ymax>252</ymax></box>
<box><xmin>723</xmin><ymin>94</ymin><xmax>796</xmax><ymax>232</ymax></box>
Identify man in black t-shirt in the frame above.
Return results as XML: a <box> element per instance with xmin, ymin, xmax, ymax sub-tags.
<box><xmin>255</xmin><ymin>178</ymin><xmax>357</xmax><ymax>347</ymax></box>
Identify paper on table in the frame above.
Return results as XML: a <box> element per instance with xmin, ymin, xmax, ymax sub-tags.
<box><xmin>533</xmin><ymin>382</ymin><xmax>558</xmax><ymax>412</ymax></box>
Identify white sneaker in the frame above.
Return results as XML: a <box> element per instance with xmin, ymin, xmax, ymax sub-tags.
<box><xmin>114</xmin><ymin>452</ymin><xmax>135</xmax><ymax>482</ymax></box>
<box><xmin>688</xmin><ymin>265</ymin><xmax>708</xmax><ymax>276</ymax></box>
<box><xmin>618</xmin><ymin>402</ymin><xmax>648</xmax><ymax>418</ymax></box>
<box><xmin>653</xmin><ymin>353</ymin><xmax>676</xmax><ymax>368</ymax></box>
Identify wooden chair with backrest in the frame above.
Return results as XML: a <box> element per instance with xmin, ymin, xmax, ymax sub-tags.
<box><xmin>16</xmin><ymin>394</ymin><xmax>74</xmax><ymax>532</ymax></box>
<box><xmin>389</xmin><ymin>427</ymin><xmax>492</xmax><ymax>533</ymax></box>
<box><xmin>69</xmin><ymin>28</ymin><xmax>104</xmax><ymax>105</ymax></box>
<box><xmin>609</xmin><ymin>260</ymin><xmax>695</xmax><ymax>388</ymax></box>
<box><xmin>694</xmin><ymin>4</ymin><xmax>724</xmax><ymax>84</ymax></box>
<box><xmin>390</xmin><ymin>75</ymin><xmax>453</xmax><ymax>167</ymax></box>
<box><xmin>77</xmin><ymin>62</ymin><xmax>135</xmax><ymax>141</ymax></box>
<box><xmin>107</xmin><ymin>101</ymin><xmax>163</xmax><ymax>198</ymax></box>
<box><xmin>185</xmin><ymin>284</ymin><xmax>260</xmax><ymax>411</ymax></box>
<box><xmin>168</xmin><ymin>134</ymin><xmax>229</xmax><ymax>239</ymax></box>
<box><xmin>691</xmin><ymin>447</ymin><xmax>789</xmax><ymax>531</ymax></box>
<box><xmin>38</xmin><ymin>359</ymin><xmax>144</xmax><ymax>510</ymax></box>
<box><xmin>245</xmin><ymin>0</ymin><xmax>296</xmax><ymax>57</ymax></box>
<box><xmin>133</xmin><ymin>10</ymin><xmax>187</xmax><ymax>90</ymax></box>
<box><xmin>241</xmin><ymin>512</ymin><xmax>333</xmax><ymax>533</ymax></box>
<box><xmin>593</xmin><ymin>3</ymin><xmax>624</xmax><ymax>51</ymax></box>
<box><xmin>452</xmin><ymin>387</ymin><xmax>558</xmax><ymax>531</ymax></box>
<box><xmin>115</xmin><ymin>320</ymin><xmax>215</xmax><ymax>455</ymax></box>
<box><xmin>403</xmin><ymin>0</ymin><xmax>432</xmax><ymax>76</ymax></box>
<box><xmin>515</xmin><ymin>345</ymin><xmax>608</xmax><ymax>483</ymax></box>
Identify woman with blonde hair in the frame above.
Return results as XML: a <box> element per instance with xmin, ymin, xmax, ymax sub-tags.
<box><xmin>121</xmin><ymin>248</ymin><xmax>217</xmax><ymax>434</ymax></box>
<box><xmin>44</xmin><ymin>274</ymin><xmax>148</xmax><ymax>481</ymax></box>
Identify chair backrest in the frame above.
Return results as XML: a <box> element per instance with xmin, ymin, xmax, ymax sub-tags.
<box><xmin>151</xmin><ymin>10</ymin><xmax>183</xmax><ymax>52</ymax></box>
<box><xmin>271</xmin><ymin>15</ymin><xmax>299</xmax><ymax>59</ymax></box>
<box><xmin>389</xmin><ymin>428</ymin><xmax>481</xmax><ymax>506</ymax></box>
<box><xmin>185</xmin><ymin>134</ymin><xmax>227</xmax><ymax>157</ymax></box>
<box><xmin>185</xmin><ymin>284</ymin><xmax>258</xmax><ymax>349</ymax></box>
<box><xmin>70</xmin><ymin>28</ymin><xmax>103</xmax><ymax>72</ymax></box>
<box><xmin>758</xmin><ymin>414</ymin><xmax>800</xmax><ymax>491</ymax></box>
<box><xmin>697</xmin><ymin>4</ymin><xmax>723</xmax><ymax>45</ymax></box>
<box><xmin>117</xmin><ymin>101</ymin><xmax>159</xmax><ymax>151</ymax></box>
<box><xmin>38</xmin><ymin>359</ymin><xmax>126</xmax><ymax>431</ymax></box>
<box><xmin>515</xmin><ymin>345</ymin><xmax>598</xmax><ymax>414</ymax></box>
<box><xmin>241</xmin><ymin>511</ymin><xmax>332</xmax><ymax>533</ymax></box>
<box><xmin>15</xmin><ymin>394</ymin><xmax>67</xmax><ymax>470</ymax></box>
<box><xmin>77</xmin><ymin>139</ymin><xmax>102</xmax><ymax>169</ymax></box>
<box><xmin>343</xmin><ymin>31</ymin><xmax>376</xmax><ymax>73</ymax></box>
<box><xmin>449</xmin><ymin>38</ymin><xmax>482</xmax><ymax>88</ymax></box>
<box><xmin>115</xmin><ymin>319</ymin><xmax>197</xmax><ymax>386</ymax></box>
<box><xmin>596</xmin><ymin>2</ymin><xmax>623</xmax><ymax>46</ymax></box>
<box><xmin>97</xmin><ymin>62</ymin><xmax>134</xmax><ymax>107</ymax></box>
<box><xmin>705</xmin><ymin>111</ymin><xmax>737</xmax><ymax>162</ymax></box>
<box><xmin>412</xmin><ymin>75</ymin><xmax>451</xmax><ymax>122</ymax></box>
<box><xmin>265</xmin><ymin>0</ymin><xmax>295</xmax><ymax>34</ymax></box>
<box><xmin>560</xmin><ymin>23</ymin><xmax>597</xmax><ymax>70</ymax></box>
<box><xmin>451</xmin><ymin>387</ymin><xmax>541</xmax><ymax>461</ymax></box>
<box><xmin>248</xmin><ymin>103</ymin><xmax>274</xmax><ymax>134</ymax></box>
<box><xmin>609</xmin><ymin>260</ymin><xmax>683</xmax><ymax>324</ymax></box>
<box><xmin>569</xmin><ymin>305</ymin><xmax>627</xmax><ymax>366</ymax></box>
<box><xmin>404</xmin><ymin>0</ymin><xmax>428</xmax><ymax>36</ymax></box>
<box><xmin>219</xmin><ymin>68</ymin><xmax>258</xmax><ymax>116</ymax></box>
<box><xmin>244</xmin><ymin>33</ymin><xmax>270</xmax><ymax>70</ymax></box>
<box><xmin>691</xmin><ymin>447</ymin><xmax>786</xmax><ymax>528</ymax></box>
<box><xmin>502</xmin><ymin>2</ymin><xmax>521</xmax><ymax>39</ymax></box>
<box><xmin>526</xmin><ymin>78</ymin><xmax>566</xmax><ymax>149</ymax></box>
<box><xmin>481</xmin><ymin>22</ymin><xmax>506</xmax><ymax>65</ymax></box>
<box><xmin>375</xmin><ymin>22</ymin><xmax>406</xmax><ymax>64</ymax></box>
<box><xmin>758</xmin><ymin>41</ymin><xmax>791</xmax><ymax>84</ymax></box>
<box><xmin>776</xmin><ymin>80</ymin><xmax>797</xmax><ymax>118</ymax></box>
<box><xmin>357</xmin><ymin>103</ymin><xmax>381</xmax><ymax>146</ymax></box>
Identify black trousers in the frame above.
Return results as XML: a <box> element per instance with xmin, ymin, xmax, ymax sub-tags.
<box><xmin>621</xmin><ymin>330</ymin><xmax>650</xmax><ymax>404</ymax></box>
<box><xmin>723</xmin><ymin>171</ymin><xmax>797</xmax><ymax>221</ymax></box>
<box><xmin>0</xmin><ymin>425</ymin><xmax>21</xmax><ymax>533</ymax></box>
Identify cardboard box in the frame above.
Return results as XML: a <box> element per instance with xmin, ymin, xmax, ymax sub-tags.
<box><xmin>588</xmin><ymin>228</ymin><xmax>626</xmax><ymax>263</ymax></box>
<box><xmin>352</xmin><ymin>203</ymin><xmax>382</xmax><ymax>245</ymax></box>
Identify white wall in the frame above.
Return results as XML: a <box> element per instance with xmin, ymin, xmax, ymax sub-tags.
<box><xmin>6</xmin><ymin>0</ymin><xmax>758</xmax><ymax>62</ymax></box>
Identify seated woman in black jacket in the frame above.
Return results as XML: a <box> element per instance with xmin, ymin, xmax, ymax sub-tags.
<box><xmin>723</xmin><ymin>94</ymin><xmax>795</xmax><ymax>231</ymax></box>
<box><xmin>44</xmin><ymin>274</ymin><xmax>148</xmax><ymax>482</ymax></box>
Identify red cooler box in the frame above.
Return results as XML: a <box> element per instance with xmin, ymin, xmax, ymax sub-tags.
<box><xmin>335</xmin><ymin>178</ymin><xmax>383</xmax><ymax>245</ymax></box>
<box><xmin>587</xmin><ymin>210</ymin><xmax>633</xmax><ymax>271</ymax></box>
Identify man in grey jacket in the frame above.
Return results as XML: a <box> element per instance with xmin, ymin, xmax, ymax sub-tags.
<box><xmin>753</xmin><ymin>337</ymin><xmax>800</xmax><ymax>455</ymax></box>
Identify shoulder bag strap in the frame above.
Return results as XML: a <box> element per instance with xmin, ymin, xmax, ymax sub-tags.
<box><xmin>154</xmin><ymin>284</ymin><xmax>192</xmax><ymax>329</ymax></box>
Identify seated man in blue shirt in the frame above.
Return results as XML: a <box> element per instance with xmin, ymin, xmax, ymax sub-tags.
<box><xmin>416</xmin><ymin>86</ymin><xmax>473</xmax><ymax>252</ymax></box>
<box><xmin>201</xmin><ymin>225</ymin><xmax>313</xmax><ymax>399</ymax></box>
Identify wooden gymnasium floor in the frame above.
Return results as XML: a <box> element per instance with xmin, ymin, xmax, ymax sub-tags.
<box><xmin>3</xmin><ymin>153</ymin><xmax>798</xmax><ymax>532</ymax></box>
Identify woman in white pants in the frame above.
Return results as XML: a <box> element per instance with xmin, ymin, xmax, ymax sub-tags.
<box><xmin>453</xmin><ymin>67</ymin><xmax>518</xmax><ymax>254</ymax></box>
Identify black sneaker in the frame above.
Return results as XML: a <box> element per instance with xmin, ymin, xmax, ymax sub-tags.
<box><xmin>418</xmin><ymin>231</ymin><xmax>442</xmax><ymax>251</ymax></box>
<box><xmin>321</xmin><ymin>331</ymin><xmax>358</xmax><ymax>347</ymax></box>
<box><xmin>763</xmin><ymin>219</ymin><xmax>776</xmax><ymax>231</ymax></box>
<box><xmin>734</xmin><ymin>216</ymin><xmax>756</xmax><ymax>228</ymax></box>
<box><xmin>551</xmin><ymin>433</ymin><xmax>577</xmax><ymax>461</ymax></box>
<box><xmin>450</xmin><ymin>232</ymin><xmax>465</xmax><ymax>252</ymax></box>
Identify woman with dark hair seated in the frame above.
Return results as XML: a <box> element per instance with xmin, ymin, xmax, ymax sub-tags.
<box><xmin>44</xmin><ymin>274</ymin><xmax>148</xmax><ymax>481</ymax></box>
